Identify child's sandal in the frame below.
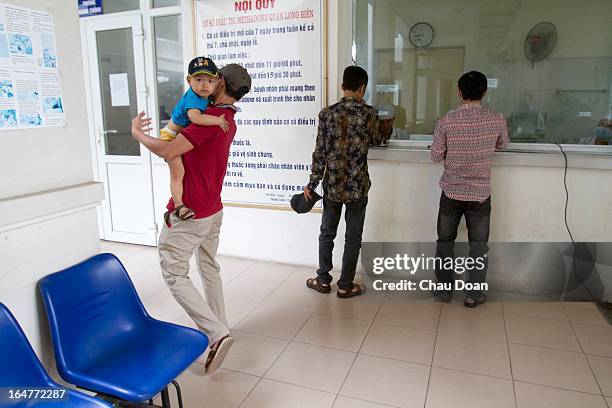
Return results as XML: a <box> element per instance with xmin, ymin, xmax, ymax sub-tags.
<box><xmin>174</xmin><ymin>204</ymin><xmax>195</xmax><ymax>220</ymax></box>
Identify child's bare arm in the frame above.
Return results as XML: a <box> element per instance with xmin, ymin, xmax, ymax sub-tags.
<box><xmin>187</xmin><ymin>108</ymin><xmax>229</xmax><ymax>132</ymax></box>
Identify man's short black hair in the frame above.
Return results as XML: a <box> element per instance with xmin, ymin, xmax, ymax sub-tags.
<box><xmin>342</xmin><ymin>66</ymin><xmax>368</xmax><ymax>92</ymax></box>
<box><xmin>458</xmin><ymin>71</ymin><xmax>487</xmax><ymax>101</ymax></box>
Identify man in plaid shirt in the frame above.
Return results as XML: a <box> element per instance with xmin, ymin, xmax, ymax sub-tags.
<box><xmin>431</xmin><ymin>71</ymin><xmax>509</xmax><ymax>308</ymax></box>
<box><xmin>304</xmin><ymin>66</ymin><xmax>384</xmax><ymax>298</ymax></box>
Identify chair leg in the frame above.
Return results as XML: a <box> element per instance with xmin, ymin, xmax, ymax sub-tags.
<box><xmin>160</xmin><ymin>387</ymin><xmax>171</xmax><ymax>408</ymax></box>
<box><xmin>171</xmin><ymin>381</ymin><xmax>184</xmax><ymax>408</ymax></box>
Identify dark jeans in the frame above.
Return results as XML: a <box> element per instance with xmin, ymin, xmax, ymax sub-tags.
<box><xmin>317</xmin><ymin>196</ymin><xmax>368</xmax><ymax>290</ymax></box>
<box><xmin>435</xmin><ymin>191</ymin><xmax>490</xmax><ymax>293</ymax></box>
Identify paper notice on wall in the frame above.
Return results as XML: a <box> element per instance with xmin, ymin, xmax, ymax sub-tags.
<box><xmin>0</xmin><ymin>2</ymin><xmax>65</xmax><ymax>130</ymax></box>
<box><xmin>196</xmin><ymin>0</ymin><xmax>324</xmax><ymax>208</ymax></box>
<box><xmin>109</xmin><ymin>73</ymin><xmax>129</xmax><ymax>107</ymax></box>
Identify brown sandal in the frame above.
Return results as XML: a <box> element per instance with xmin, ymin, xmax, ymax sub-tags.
<box><xmin>306</xmin><ymin>277</ymin><xmax>331</xmax><ymax>293</ymax></box>
<box><xmin>464</xmin><ymin>291</ymin><xmax>487</xmax><ymax>308</ymax></box>
<box><xmin>337</xmin><ymin>283</ymin><xmax>367</xmax><ymax>298</ymax></box>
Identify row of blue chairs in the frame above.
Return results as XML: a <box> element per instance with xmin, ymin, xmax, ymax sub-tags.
<box><xmin>0</xmin><ymin>253</ymin><xmax>209</xmax><ymax>407</ymax></box>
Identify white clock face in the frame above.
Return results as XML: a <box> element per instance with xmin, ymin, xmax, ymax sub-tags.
<box><xmin>409</xmin><ymin>22</ymin><xmax>434</xmax><ymax>48</ymax></box>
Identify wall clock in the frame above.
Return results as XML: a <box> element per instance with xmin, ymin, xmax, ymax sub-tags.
<box><xmin>409</xmin><ymin>22</ymin><xmax>434</xmax><ymax>48</ymax></box>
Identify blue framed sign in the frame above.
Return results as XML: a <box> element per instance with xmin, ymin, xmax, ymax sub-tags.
<box><xmin>78</xmin><ymin>0</ymin><xmax>103</xmax><ymax>17</ymax></box>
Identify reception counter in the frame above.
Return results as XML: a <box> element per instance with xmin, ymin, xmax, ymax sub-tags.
<box><xmin>364</xmin><ymin>142</ymin><xmax>612</xmax><ymax>243</ymax></box>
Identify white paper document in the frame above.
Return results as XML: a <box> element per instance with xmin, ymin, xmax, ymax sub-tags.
<box><xmin>109</xmin><ymin>73</ymin><xmax>129</xmax><ymax>107</ymax></box>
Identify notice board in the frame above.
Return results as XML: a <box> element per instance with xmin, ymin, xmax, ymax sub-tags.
<box><xmin>195</xmin><ymin>0</ymin><xmax>326</xmax><ymax>209</ymax></box>
<box><xmin>0</xmin><ymin>2</ymin><xmax>65</xmax><ymax>130</ymax></box>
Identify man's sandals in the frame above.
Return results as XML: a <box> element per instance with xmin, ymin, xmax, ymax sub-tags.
<box><xmin>464</xmin><ymin>291</ymin><xmax>487</xmax><ymax>308</ymax></box>
<box><xmin>163</xmin><ymin>204</ymin><xmax>195</xmax><ymax>227</ymax></box>
<box><xmin>306</xmin><ymin>277</ymin><xmax>367</xmax><ymax>298</ymax></box>
<box><xmin>306</xmin><ymin>277</ymin><xmax>331</xmax><ymax>293</ymax></box>
<box><xmin>337</xmin><ymin>283</ymin><xmax>367</xmax><ymax>298</ymax></box>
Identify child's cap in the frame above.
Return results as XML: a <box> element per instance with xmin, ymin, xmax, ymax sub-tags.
<box><xmin>188</xmin><ymin>57</ymin><xmax>218</xmax><ymax>77</ymax></box>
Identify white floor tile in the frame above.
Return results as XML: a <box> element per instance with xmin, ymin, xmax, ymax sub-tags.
<box><xmin>239</xmin><ymin>261</ymin><xmax>298</xmax><ymax>283</ymax></box>
<box><xmin>155</xmin><ymin>367</ymin><xmax>259</xmax><ymax>408</ymax></box>
<box><xmin>223</xmin><ymin>278</ymin><xmax>279</xmax><ymax>304</ymax></box>
<box><xmin>225</xmin><ymin>299</ymin><xmax>258</xmax><ymax>328</ymax></box>
<box><xmin>265</xmin><ymin>342</ymin><xmax>356</xmax><ymax>393</ymax></box>
<box><xmin>374</xmin><ymin>301</ymin><xmax>440</xmax><ymax>331</ymax></box>
<box><xmin>142</xmin><ymin>290</ymin><xmax>191</xmax><ymax>322</ymax></box>
<box><xmin>574</xmin><ymin>323</ymin><xmax>612</xmax><ymax>357</ymax></box>
<box><xmin>217</xmin><ymin>256</ymin><xmax>256</xmax><ymax>277</ymax></box>
<box><xmin>316</xmin><ymin>295</ymin><xmax>382</xmax><ymax>321</ymax></box>
<box><xmin>340</xmin><ymin>354</ymin><xmax>429</xmax><ymax>408</ymax></box>
<box><xmin>438</xmin><ymin>306</ymin><xmax>506</xmax><ymax>341</ymax></box>
<box><xmin>128</xmin><ymin>245</ymin><xmax>160</xmax><ymax>264</ymax></box>
<box><xmin>433</xmin><ymin>331</ymin><xmax>511</xmax><ymax>379</ymax></box>
<box><xmin>100</xmin><ymin>241</ymin><xmax>148</xmax><ymax>260</ymax></box>
<box><xmin>505</xmin><ymin>314</ymin><xmax>581</xmax><ymax>352</ymax></box>
<box><xmin>121</xmin><ymin>259</ymin><xmax>166</xmax><ymax>287</ymax></box>
<box><xmin>564</xmin><ymin>302</ymin><xmax>609</xmax><ymax>327</ymax></box>
<box><xmin>360</xmin><ymin>322</ymin><xmax>436</xmax><ymax>365</ymax></box>
<box><xmin>234</xmin><ymin>304</ymin><xmax>311</xmax><ymax>340</ymax></box>
<box><xmin>220</xmin><ymin>330</ymin><xmax>289</xmax><ymax>376</ymax></box>
<box><xmin>514</xmin><ymin>381</ymin><xmax>608</xmax><ymax>408</ymax></box>
<box><xmin>241</xmin><ymin>379</ymin><xmax>335</xmax><ymax>408</ymax></box>
<box><xmin>425</xmin><ymin>367</ymin><xmax>515</xmax><ymax>408</ymax></box>
<box><xmin>333</xmin><ymin>396</ymin><xmax>396</xmax><ymax>408</ymax></box>
<box><xmin>509</xmin><ymin>343</ymin><xmax>600</xmax><ymax>394</ymax></box>
<box><xmin>262</xmin><ymin>283</ymin><xmax>327</xmax><ymax>312</ymax></box>
<box><xmin>133</xmin><ymin>282</ymin><xmax>166</xmax><ymax>301</ymax></box>
<box><xmin>295</xmin><ymin>314</ymin><xmax>371</xmax><ymax>352</ymax></box>
<box><xmin>503</xmin><ymin>301</ymin><xmax>568</xmax><ymax>321</ymax></box>
<box><xmin>587</xmin><ymin>354</ymin><xmax>612</xmax><ymax>397</ymax></box>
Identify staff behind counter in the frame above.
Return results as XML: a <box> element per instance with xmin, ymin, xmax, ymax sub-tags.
<box><xmin>377</xmin><ymin>104</ymin><xmax>411</xmax><ymax>143</ymax></box>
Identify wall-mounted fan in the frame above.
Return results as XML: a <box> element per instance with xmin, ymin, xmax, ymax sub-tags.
<box><xmin>524</xmin><ymin>22</ymin><xmax>557</xmax><ymax>68</ymax></box>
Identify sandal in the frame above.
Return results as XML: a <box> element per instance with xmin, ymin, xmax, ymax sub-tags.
<box><xmin>306</xmin><ymin>277</ymin><xmax>331</xmax><ymax>293</ymax></box>
<box><xmin>205</xmin><ymin>335</ymin><xmax>234</xmax><ymax>375</ymax></box>
<box><xmin>337</xmin><ymin>283</ymin><xmax>367</xmax><ymax>299</ymax></box>
<box><xmin>174</xmin><ymin>204</ymin><xmax>195</xmax><ymax>221</ymax></box>
<box><xmin>464</xmin><ymin>291</ymin><xmax>487</xmax><ymax>308</ymax></box>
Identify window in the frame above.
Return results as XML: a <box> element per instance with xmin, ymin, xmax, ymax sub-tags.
<box><xmin>102</xmin><ymin>0</ymin><xmax>140</xmax><ymax>14</ymax></box>
<box><xmin>353</xmin><ymin>0</ymin><xmax>612</xmax><ymax>146</ymax></box>
<box><xmin>153</xmin><ymin>15</ymin><xmax>183</xmax><ymax>132</ymax></box>
<box><xmin>153</xmin><ymin>0</ymin><xmax>180</xmax><ymax>7</ymax></box>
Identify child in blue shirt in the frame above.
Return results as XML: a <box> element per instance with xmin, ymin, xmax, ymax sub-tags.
<box><xmin>160</xmin><ymin>56</ymin><xmax>228</xmax><ymax>221</ymax></box>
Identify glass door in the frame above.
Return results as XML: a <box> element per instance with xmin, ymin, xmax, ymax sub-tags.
<box><xmin>86</xmin><ymin>14</ymin><xmax>157</xmax><ymax>245</ymax></box>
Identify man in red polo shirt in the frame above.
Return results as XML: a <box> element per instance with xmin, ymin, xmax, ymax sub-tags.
<box><xmin>130</xmin><ymin>63</ymin><xmax>251</xmax><ymax>374</ymax></box>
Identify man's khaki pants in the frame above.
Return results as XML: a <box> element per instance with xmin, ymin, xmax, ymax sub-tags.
<box><xmin>158</xmin><ymin>209</ymin><xmax>229</xmax><ymax>344</ymax></box>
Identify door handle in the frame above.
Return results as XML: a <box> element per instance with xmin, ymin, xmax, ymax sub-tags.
<box><xmin>100</xmin><ymin>129</ymin><xmax>118</xmax><ymax>134</ymax></box>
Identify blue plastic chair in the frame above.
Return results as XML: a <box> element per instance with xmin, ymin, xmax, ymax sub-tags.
<box><xmin>38</xmin><ymin>253</ymin><xmax>209</xmax><ymax>407</ymax></box>
<box><xmin>0</xmin><ymin>303</ymin><xmax>113</xmax><ymax>408</ymax></box>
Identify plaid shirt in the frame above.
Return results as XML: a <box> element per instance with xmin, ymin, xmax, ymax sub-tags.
<box><xmin>431</xmin><ymin>103</ymin><xmax>509</xmax><ymax>202</ymax></box>
<box><xmin>308</xmin><ymin>97</ymin><xmax>382</xmax><ymax>203</ymax></box>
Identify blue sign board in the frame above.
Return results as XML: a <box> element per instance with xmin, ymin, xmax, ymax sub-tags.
<box><xmin>78</xmin><ymin>0</ymin><xmax>103</xmax><ymax>17</ymax></box>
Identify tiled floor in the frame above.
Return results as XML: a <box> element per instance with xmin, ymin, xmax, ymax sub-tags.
<box><xmin>100</xmin><ymin>241</ymin><xmax>612</xmax><ymax>408</ymax></box>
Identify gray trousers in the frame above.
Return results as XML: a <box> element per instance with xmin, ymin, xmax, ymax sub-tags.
<box><xmin>158</xmin><ymin>209</ymin><xmax>229</xmax><ymax>344</ymax></box>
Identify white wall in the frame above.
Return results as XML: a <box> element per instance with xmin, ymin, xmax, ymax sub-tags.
<box><xmin>0</xmin><ymin>0</ymin><xmax>103</xmax><ymax>368</ymax></box>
